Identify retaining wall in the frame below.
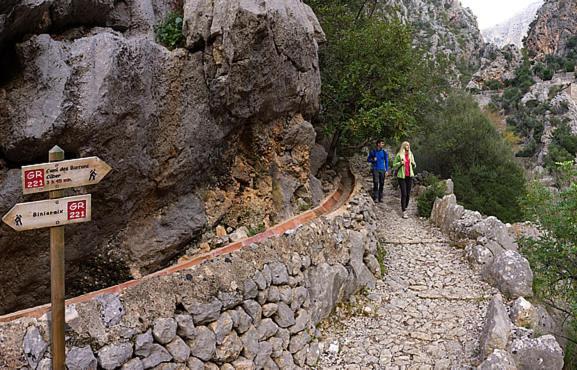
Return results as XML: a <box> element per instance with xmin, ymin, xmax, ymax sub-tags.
<box><xmin>431</xmin><ymin>193</ymin><xmax>565</xmax><ymax>369</ymax></box>
<box><xmin>0</xmin><ymin>175</ymin><xmax>381</xmax><ymax>369</ymax></box>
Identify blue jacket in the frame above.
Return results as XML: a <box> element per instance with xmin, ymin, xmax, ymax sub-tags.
<box><xmin>367</xmin><ymin>149</ymin><xmax>389</xmax><ymax>171</ymax></box>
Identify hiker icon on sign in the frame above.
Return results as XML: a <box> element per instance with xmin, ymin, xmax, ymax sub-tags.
<box><xmin>89</xmin><ymin>169</ymin><xmax>97</xmax><ymax>181</ymax></box>
<box><xmin>15</xmin><ymin>214</ymin><xmax>22</xmax><ymax>226</ymax></box>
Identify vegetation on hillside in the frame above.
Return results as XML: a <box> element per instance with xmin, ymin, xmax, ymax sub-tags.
<box><xmin>520</xmin><ymin>162</ymin><xmax>577</xmax><ymax>363</ymax></box>
<box><xmin>415</xmin><ymin>94</ymin><xmax>526</xmax><ymax>222</ymax></box>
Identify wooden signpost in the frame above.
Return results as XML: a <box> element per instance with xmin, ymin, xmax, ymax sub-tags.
<box><xmin>1</xmin><ymin>146</ymin><xmax>111</xmax><ymax>370</ymax></box>
<box><xmin>21</xmin><ymin>156</ymin><xmax>111</xmax><ymax>194</ymax></box>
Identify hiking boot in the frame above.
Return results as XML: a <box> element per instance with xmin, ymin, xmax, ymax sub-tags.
<box><xmin>402</xmin><ymin>211</ymin><xmax>408</xmax><ymax>219</ymax></box>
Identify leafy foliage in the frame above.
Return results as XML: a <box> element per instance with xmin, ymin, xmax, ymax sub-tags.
<box><xmin>520</xmin><ymin>163</ymin><xmax>577</xmax><ymax>339</ymax></box>
<box><xmin>417</xmin><ymin>175</ymin><xmax>447</xmax><ymax>217</ymax></box>
<box><xmin>544</xmin><ymin>121</ymin><xmax>577</xmax><ymax>170</ymax></box>
<box><xmin>415</xmin><ymin>93</ymin><xmax>526</xmax><ymax>222</ymax></box>
<box><xmin>307</xmin><ymin>0</ymin><xmax>447</xmax><ymax>150</ymax></box>
<box><xmin>154</xmin><ymin>12</ymin><xmax>184</xmax><ymax>50</ymax></box>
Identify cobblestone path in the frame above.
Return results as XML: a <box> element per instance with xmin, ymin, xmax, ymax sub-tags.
<box><xmin>318</xmin><ymin>176</ymin><xmax>496</xmax><ymax>369</ymax></box>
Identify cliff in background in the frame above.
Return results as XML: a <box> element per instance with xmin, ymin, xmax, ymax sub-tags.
<box><xmin>525</xmin><ymin>0</ymin><xmax>577</xmax><ymax>58</ymax></box>
<box><xmin>382</xmin><ymin>0</ymin><xmax>484</xmax><ymax>84</ymax></box>
<box><xmin>0</xmin><ymin>0</ymin><xmax>325</xmax><ymax>315</ymax></box>
<box><xmin>482</xmin><ymin>1</ymin><xmax>543</xmax><ymax>48</ymax></box>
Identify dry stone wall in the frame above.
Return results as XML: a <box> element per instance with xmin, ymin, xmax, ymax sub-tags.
<box><xmin>0</xmin><ymin>187</ymin><xmax>379</xmax><ymax>369</ymax></box>
<box><xmin>431</xmin><ymin>193</ymin><xmax>565</xmax><ymax>369</ymax></box>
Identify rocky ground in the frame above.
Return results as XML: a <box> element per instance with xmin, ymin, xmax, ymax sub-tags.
<box><xmin>318</xmin><ymin>175</ymin><xmax>497</xmax><ymax>369</ymax></box>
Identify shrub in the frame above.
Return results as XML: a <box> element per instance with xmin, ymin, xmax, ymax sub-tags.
<box><xmin>154</xmin><ymin>12</ymin><xmax>184</xmax><ymax>49</ymax></box>
<box><xmin>520</xmin><ymin>168</ymin><xmax>577</xmax><ymax>350</ymax></box>
<box><xmin>484</xmin><ymin>79</ymin><xmax>503</xmax><ymax>90</ymax></box>
<box><xmin>417</xmin><ymin>175</ymin><xmax>446</xmax><ymax>217</ymax></box>
<box><xmin>541</xmin><ymin>67</ymin><xmax>554</xmax><ymax>80</ymax></box>
<box><xmin>415</xmin><ymin>93</ymin><xmax>526</xmax><ymax>222</ymax></box>
<box><xmin>515</xmin><ymin>139</ymin><xmax>537</xmax><ymax>158</ymax></box>
<box><xmin>564</xmin><ymin>60</ymin><xmax>576</xmax><ymax>73</ymax></box>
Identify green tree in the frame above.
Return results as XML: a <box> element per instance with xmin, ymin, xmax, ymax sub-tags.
<box><xmin>520</xmin><ymin>164</ymin><xmax>577</xmax><ymax>362</ymax></box>
<box><xmin>415</xmin><ymin>93</ymin><xmax>526</xmax><ymax>222</ymax></box>
<box><xmin>307</xmin><ymin>0</ymin><xmax>446</xmax><ymax>153</ymax></box>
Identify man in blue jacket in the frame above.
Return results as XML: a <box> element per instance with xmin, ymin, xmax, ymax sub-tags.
<box><xmin>367</xmin><ymin>139</ymin><xmax>389</xmax><ymax>202</ymax></box>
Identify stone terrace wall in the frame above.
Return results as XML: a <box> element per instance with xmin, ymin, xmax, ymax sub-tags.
<box><xmin>0</xmin><ymin>185</ymin><xmax>380</xmax><ymax>369</ymax></box>
<box><xmin>431</xmin><ymin>194</ymin><xmax>565</xmax><ymax>369</ymax></box>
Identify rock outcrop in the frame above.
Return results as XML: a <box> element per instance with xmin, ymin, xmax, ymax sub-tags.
<box><xmin>482</xmin><ymin>1</ymin><xmax>543</xmax><ymax>48</ymax></box>
<box><xmin>376</xmin><ymin>0</ymin><xmax>484</xmax><ymax>84</ymax></box>
<box><xmin>525</xmin><ymin>0</ymin><xmax>577</xmax><ymax>58</ymax></box>
<box><xmin>467</xmin><ymin>44</ymin><xmax>522</xmax><ymax>90</ymax></box>
<box><xmin>0</xmin><ymin>0</ymin><xmax>324</xmax><ymax>314</ymax></box>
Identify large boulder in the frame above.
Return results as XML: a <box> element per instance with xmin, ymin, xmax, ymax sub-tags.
<box><xmin>484</xmin><ymin>250</ymin><xmax>533</xmax><ymax>299</ymax></box>
<box><xmin>305</xmin><ymin>262</ymin><xmax>349</xmax><ymax>324</ymax></box>
<box><xmin>0</xmin><ymin>0</ymin><xmax>323</xmax><ymax>314</ymax></box>
<box><xmin>479</xmin><ymin>294</ymin><xmax>513</xmax><ymax>358</ymax></box>
<box><xmin>478</xmin><ymin>349</ymin><xmax>517</xmax><ymax>370</ymax></box>
<box><xmin>510</xmin><ymin>335</ymin><xmax>564</xmax><ymax>370</ymax></box>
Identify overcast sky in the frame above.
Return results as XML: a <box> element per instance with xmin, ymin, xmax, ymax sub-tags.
<box><xmin>460</xmin><ymin>0</ymin><xmax>541</xmax><ymax>29</ymax></box>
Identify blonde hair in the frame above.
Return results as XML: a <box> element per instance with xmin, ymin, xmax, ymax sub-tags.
<box><xmin>398</xmin><ymin>141</ymin><xmax>411</xmax><ymax>157</ymax></box>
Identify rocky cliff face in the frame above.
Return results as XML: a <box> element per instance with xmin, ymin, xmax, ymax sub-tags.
<box><xmin>380</xmin><ymin>0</ymin><xmax>484</xmax><ymax>83</ymax></box>
<box><xmin>0</xmin><ymin>0</ymin><xmax>324</xmax><ymax>314</ymax></box>
<box><xmin>525</xmin><ymin>0</ymin><xmax>577</xmax><ymax>58</ymax></box>
<box><xmin>482</xmin><ymin>1</ymin><xmax>543</xmax><ymax>48</ymax></box>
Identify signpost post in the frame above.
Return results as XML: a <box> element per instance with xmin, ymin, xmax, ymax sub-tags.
<box><xmin>49</xmin><ymin>146</ymin><xmax>66</xmax><ymax>370</ymax></box>
<box><xmin>1</xmin><ymin>146</ymin><xmax>110</xmax><ymax>370</ymax></box>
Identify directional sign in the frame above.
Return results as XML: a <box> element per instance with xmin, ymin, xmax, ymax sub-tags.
<box><xmin>21</xmin><ymin>157</ymin><xmax>111</xmax><ymax>195</ymax></box>
<box><xmin>2</xmin><ymin>194</ymin><xmax>91</xmax><ymax>231</ymax></box>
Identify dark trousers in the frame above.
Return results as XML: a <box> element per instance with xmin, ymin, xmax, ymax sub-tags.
<box><xmin>372</xmin><ymin>170</ymin><xmax>385</xmax><ymax>201</ymax></box>
<box><xmin>399</xmin><ymin>177</ymin><xmax>412</xmax><ymax>211</ymax></box>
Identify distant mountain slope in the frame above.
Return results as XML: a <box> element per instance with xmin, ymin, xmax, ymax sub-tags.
<box><xmin>482</xmin><ymin>1</ymin><xmax>543</xmax><ymax>47</ymax></box>
<box><xmin>525</xmin><ymin>0</ymin><xmax>577</xmax><ymax>58</ymax></box>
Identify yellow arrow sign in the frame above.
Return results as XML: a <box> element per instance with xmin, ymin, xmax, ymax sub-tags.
<box><xmin>21</xmin><ymin>157</ymin><xmax>111</xmax><ymax>195</ymax></box>
<box><xmin>2</xmin><ymin>194</ymin><xmax>92</xmax><ymax>231</ymax></box>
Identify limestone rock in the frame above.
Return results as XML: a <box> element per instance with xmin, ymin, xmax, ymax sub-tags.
<box><xmin>480</xmin><ymin>294</ymin><xmax>512</xmax><ymax>358</ymax></box>
<box><xmin>269</xmin><ymin>262</ymin><xmax>289</xmax><ymax>285</ymax></box>
<box><xmin>166</xmin><ymin>337</ymin><xmax>190</xmax><ymax>363</ymax></box>
<box><xmin>257</xmin><ymin>318</ymin><xmax>279</xmax><ymax>340</ymax></box>
<box><xmin>214</xmin><ymin>331</ymin><xmax>243</xmax><ymax>363</ymax></box>
<box><xmin>96</xmin><ymin>294</ymin><xmax>125</xmax><ymax>327</ymax></box>
<box><xmin>306</xmin><ymin>262</ymin><xmax>349</xmax><ymax>323</ymax></box>
<box><xmin>135</xmin><ymin>330</ymin><xmax>154</xmax><ymax>357</ymax></box>
<box><xmin>121</xmin><ymin>358</ymin><xmax>144</xmax><ymax>370</ymax></box>
<box><xmin>37</xmin><ymin>358</ymin><xmax>52</xmax><ymax>370</ymax></box>
<box><xmin>187</xmin><ymin>325</ymin><xmax>216</xmax><ymax>361</ymax></box>
<box><xmin>485</xmin><ymin>250</ymin><xmax>533</xmax><ymax>299</ymax></box>
<box><xmin>273</xmin><ymin>302</ymin><xmax>296</xmax><ymax>328</ymax></box>
<box><xmin>510</xmin><ymin>335</ymin><xmax>564</xmax><ymax>370</ymax></box>
<box><xmin>208</xmin><ymin>312</ymin><xmax>233</xmax><ymax>344</ymax></box>
<box><xmin>184</xmin><ymin>298</ymin><xmax>223</xmax><ymax>325</ymax></box>
<box><xmin>525</xmin><ymin>0</ymin><xmax>577</xmax><ymax>58</ymax></box>
<box><xmin>175</xmin><ymin>314</ymin><xmax>195</xmax><ymax>338</ymax></box>
<box><xmin>66</xmin><ymin>346</ymin><xmax>97</xmax><ymax>370</ymax></box>
<box><xmin>141</xmin><ymin>344</ymin><xmax>172</xmax><ymax>369</ymax></box>
<box><xmin>242</xmin><ymin>300</ymin><xmax>262</xmax><ymax>326</ymax></box>
<box><xmin>510</xmin><ymin>297</ymin><xmax>538</xmax><ymax>329</ymax></box>
<box><xmin>262</xmin><ymin>303</ymin><xmax>278</xmax><ymax>318</ymax></box>
<box><xmin>97</xmin><ymin>342</ymin><xmax>133</xmax><ymax>370</ymax></box>
<box><xmin>478</xmin><ymin>349</ymin><xmax>517</xmax><ymax>370</ymax></box>
<box><xmin>22</xmin><ymin>326</ymin><xmax>47</xmax><ymax>369</ymax></box>
<box><xmin>152</xmin><ymin>318</ymin><xmax>177</xmax><ymax>345</ymax></box>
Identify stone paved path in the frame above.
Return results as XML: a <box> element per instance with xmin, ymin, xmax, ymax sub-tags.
<box><xmin>318</xmin><ymin>176</ymin><xmax>496</xmax><ymax>369</ymax></box>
